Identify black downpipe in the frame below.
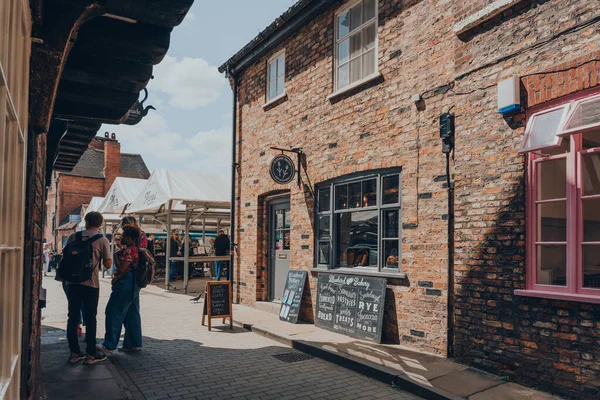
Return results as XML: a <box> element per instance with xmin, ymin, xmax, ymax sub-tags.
<box><xmin>228</xmin><ymin>70</ymin><xmax>238</xmax><ymax>284</ymax></box>
<box><xmin>446</xmin><ymin>151</ymin><xmax>455</xmax><ymax>358</ymax></box>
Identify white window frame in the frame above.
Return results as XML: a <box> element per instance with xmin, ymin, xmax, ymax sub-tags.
<box><xmin>265</xmin><ymin>49</ymin><xmax>286</xmax><ymax>104</ymax></box>
<box><xmin>333</xmin><ymin>0</ymin><xmax>379</xmax><ymax>93</ymax></box>
<box><xmin>0</xmin><ymin>0</ymin><xmax>30</xmax><ymax>398</ymax></box>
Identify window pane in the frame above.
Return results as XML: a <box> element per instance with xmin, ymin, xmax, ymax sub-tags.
<box><xmin>350</xmin><ymin>32</ymin><xmax>362</xmax><ymax>59</ymax></box>
<box><xmin>582</xmin><ymin>131</ymin><xmax>600</xmax><ymax>150</ymax></box>
<box><xmin>582</xmin><ymin>245</ymin><xmax>600</xmax><ymax>288</ymax></box>
<box><xmin>335</xmin><ymin>184</ymin><xmax>348</xmax><ymax>210</ymax></box>
<box><xmin>383</xmin><ymin>240</ymin><xmax>399</xmax><ymax>269</ymax></box>
<box><xmin>337</xmin><ymin>11</ymin><xmax>350</xmax><ymax>39</ymax></box>
<box><xmin>336</xmin><ymin>210</ymin><xmax>378</xmax><ymax>267</ymax></box>
<box><xmin>364</xmin><ymin>0</ymin><xmax>376</xmax><ymax>21</ymax></box>
<box><xmin>277</xmin><ymin>56</ymin><xmax>285</xmax><ymax>77</ymax></box>
<box><xmin>338</xmin><ymin>63</ymin><xmax>349</xmax><ymax>89</ymax></box>
<box><xmin>269</xmin><ymin>61</ymin><xmax>277</xmax><ymax>82</ymax></box>
<box><xmin>536</xmin><ymin>245</ymin><xmax>566</xmax><ymax>286</ymax></box>
<box><xmin>362</xmin><ymin>49</ymin><xmax>376</xmax><ymax>77</ymax></box>
<box><xmin>318</xmin><ymin>188</ymin><xmax>331</xmax><ymax>212</ymax></box>
<box><xmin>275</xmin><ymin>209</ymin><xmax>284</xmax><ymax>229</ymax></box>
<box><xmin>537</xmin><ymin>158</ymin><xmax>566</xmax><ymax>200</ymax></box>
<box><xmin>318</xmin><ymin>241</ymin><xmax>330</xmax><ymax>265</ymax></box>
<box><xmin>363</xmin><ymin>23</ymin><xmax>376</xmax><ymax>50</ymax></box>
<box><xmin>563</xmin><ymin>94</ymin><xmax>600</xmax><ymax>132</ymax></box>
<box><xmin>338</xmin><ymin>39</ymin><xmax>349</xmax><ymax>64</ymax></box>
<box><xmin>318</xmin><ymin>215</ymin><xmax>330</xmax><ymax>239</ymax></box>
<box><xmin>285</xmin><ymin>209</ymin><xmax>291</xmax><ymax>228</ymax></box>
<box><xmin>583</xmin><ymin>198</ymin><xmax>600</xmax><ymax>242</ymax></box>
<box><xmin>277</xmin><ymin>76</ymin><xmax>285</xmax><ymax>96</ymax></box>
<box><xmin>350</xmin><ymin>57</ymin><xmax>362</xmax><ymax>83</ymax></box>
<box><xmin>521</xmin><ymin>107</ymin><xmax>566</xmax><ymax>151</ymax></box>
<box><xmin>283</xmin><ymin>231</ymin><xmax>290</xmax><ymax>250</ymax></box>
<box><xmin>350</xmin><ymin>4</ymin><xmax>362</xmax><ymax>31</ymax></box>
<box><xmin>537</xmin><ymin>202</ymin><xmax>566</xmax><ymax>242</ymax></box>
<box><xmin>349</xmin><ymin>181</ymin><xmax>362</xmax><ymax>208</ymax></box>
<box><xmin>582</xmin><ymin>152</ymin><xmax>600</xmax><ymax>196</ymax></box>
<box><xmin>383</xmin><ymin>175</ymin><xmax>399</xmax><ymax>204</ymax></box>
<box><xmin>275</xmin><ymin>231</ymin><xmax>284</xmax><ymax>250</ymax></box>
<box><xmin>383</xmin><ymin>209</ymin><xmax>399</xmax><ymax>238</ymax></box>
<box><xmin>543</xmin><ymin>138</ymin><xmax>570</xmax><ymax>155</ymax></box>
<box><xmin>362</xmin><ymin>179</ymin><xmax>376</xmax><ymax>207</ymax></box>
<box><xmin>269</xmin><ymin>81</ymin><xmax>277</xmax><ymax>100</ymax></box>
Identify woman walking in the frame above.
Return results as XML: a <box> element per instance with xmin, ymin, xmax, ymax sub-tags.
<box><xmin>99</xmin><ymin>224</ymin><xmax>143</xmax><ymax>353</ymax></box>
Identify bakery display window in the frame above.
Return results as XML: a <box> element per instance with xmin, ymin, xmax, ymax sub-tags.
<box><xmin>315</xmin><ymin>168</ymin><xmax>401</xmax><ymax>273</ymax></box>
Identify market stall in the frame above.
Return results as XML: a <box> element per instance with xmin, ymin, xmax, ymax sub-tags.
<box><xmin>77</xmin><ymin>196</ymin><xmax>120</xmax><ymax>232</ymax></box>
<box><xmin>125</xmin><ymin>169</ymin><xmax>230</xmax><ymax>293</ymax></box>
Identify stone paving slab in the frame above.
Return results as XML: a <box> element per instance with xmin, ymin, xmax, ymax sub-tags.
<box><xmin>231</xmin><ymin>303</ymin><xmax>565</xmax><ymax>400</ymax></box>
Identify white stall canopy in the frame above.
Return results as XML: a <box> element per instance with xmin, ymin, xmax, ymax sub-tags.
<box><xmin>126</xmin><ymin>169</ymin><xmax>231</xmax><ymax>292</ymax></box>
<box><xmin>77</xmin><ymin>197</ymin><xmax>105</xmax><ymax>229</ymax></box>
<box><xmin>97</xmin><ymin>177</ymin><xmax>147</xmax><ymax>215</ymax></box>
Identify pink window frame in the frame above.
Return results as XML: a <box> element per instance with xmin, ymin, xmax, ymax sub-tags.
<box><xmin>516</xmin><ymin>87</ymin><xmax>600</xmax><ymax>304</ymax></box>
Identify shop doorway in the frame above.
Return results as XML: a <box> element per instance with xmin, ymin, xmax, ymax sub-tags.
<box><xmin>268</xmin><ymin>199</ymin><xmax>290</xmax><ymax>301</ymax></box>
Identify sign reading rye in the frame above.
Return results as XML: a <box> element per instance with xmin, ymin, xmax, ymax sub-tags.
<box><xmin>315</xmin><ymin>273</ymin><xmax>386</xmax><ymax>343</ymax></box>
<box><xmin>279</xmin><ymin>270</ymin><xmax>307</xmax><ymax>324</ymax></box>
<box><xmin>202</xmin><ymin>281</ymin><xmax>233</xmax><ymax>331</ymax></box>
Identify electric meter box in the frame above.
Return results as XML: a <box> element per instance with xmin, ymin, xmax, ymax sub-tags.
<box><xmin>498</xmin><ymin>76</ymin><xmax>521</xmax><ymax>114</ymax></box>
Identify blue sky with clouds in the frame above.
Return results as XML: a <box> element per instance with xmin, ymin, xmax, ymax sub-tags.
<box><xmin>101</xmin><ymin>1</ymin><xmax>296</xmax><ymax>177</ymax></box>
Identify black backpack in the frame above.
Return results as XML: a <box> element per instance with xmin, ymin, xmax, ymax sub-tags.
<box><xmin>134</xmin><ymin>248</ymin><xmax>155</xmax><ymax>288</ymax></box>
<box><xmin>57</xmin><ymin>232</ymin><xmax>103</xmax><ymax>283</ymax></box>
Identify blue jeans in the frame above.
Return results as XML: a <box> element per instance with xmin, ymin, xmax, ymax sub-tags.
<box><xmin>103</xmin><ymin>271</ymin><xmax>142</xmax><ymax>350</ymax></box>
<box><xmin>215</xmin><ymin>261</ymin><xmax>228</xmax><ymax>281</ymax></box>
<box><xmin>169</xmin><ymin>260</ymin><xmax>177</xmax><ymax>281</ymax></box>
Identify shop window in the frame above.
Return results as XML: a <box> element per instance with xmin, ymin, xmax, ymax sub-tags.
<box><xmin>334</xmin><ymin>0</ymin><xmax>378</xmax><ymax>92</ymax></box>
<box><xmin>517</xmin><ymin>91</ymin><xmax>600</xmax><ymax>302</ymax></box>
<box><xmin>315</xmin><ymin>169</ymin><xmax>401</xmax><ymax>273</ymax></box>
<box><xmin>266</xmin><ymin>50</ymin><xmax>285</xmax><ymax>102</ymax></box>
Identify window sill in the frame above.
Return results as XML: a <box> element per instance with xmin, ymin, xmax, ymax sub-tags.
<box><xmin>312</xmin><ymin>267</ymin><xmax>406</xmax><ymax>279</ymax></box>
<box><xmin>263</xmin><ymin>93</ymin><xmax>287</xmax><ymax>110</ymax></box>
<box><xmin>327</xmin><ymin>72</ymin><xmax>383</xmax><ymax>102</ymax></box>
<box><xmin>514</xmin><ymin>289</ymin><xmax>600</xmax><ymax>304</ymax></box>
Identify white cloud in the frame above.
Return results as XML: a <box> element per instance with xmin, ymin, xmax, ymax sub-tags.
<box><xmin>186</xmin><ymin>126</ymin><xmax>232</xmax><ymax>174</ymax></box>
<box><xmin>150</xmin><ymin>55</ymin><xmax>225</xmax><ymax>110</ymax></box>
<box><xmin>103</xmin><ymin>113</ymin><xmax>231</xmax><ymax>177</ymax></box>
<box><xmin>185</xmin><ymin>11</ymin><xmax>196</xmax><ymax>21</ymax></box>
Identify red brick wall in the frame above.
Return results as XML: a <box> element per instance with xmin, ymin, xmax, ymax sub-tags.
<box><xmin>450</xmin><ymin>1</ymin><xmax>600</xmax><ymax>398</ymax></box>
<box><xmin>21</xmin><ymin>131</ymin><xmax>46</xmax><ymax>400</ymax></box>
<box><xmin>235</xmin><ymin>0</ymin><xmax>454</xmax><ymax>356</ymax></box>
<box><xmin>58</xmin><ymin>175</ymin><xmax>104</xmax><ymax>225</ymax></box>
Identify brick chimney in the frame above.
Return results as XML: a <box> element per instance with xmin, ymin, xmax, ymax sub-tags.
<box><xmin>103</xmin><ymin>133</ymin><xmax>121</xmax><ymax>192</ymax></box>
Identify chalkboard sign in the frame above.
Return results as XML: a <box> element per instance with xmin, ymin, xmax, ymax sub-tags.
<box><xmin>315</xmin><ymin>273</ymin><xmax>386</xmax><ymax>343</ymax></box>
<box><xmin>279</xmin><ymin>270</ymin><xmax>307</xmax><ymax>323</ymax></box>
<box><xmin>202</xmin><ymin>281</ymin><xmax>233</xmax><ymax>331</ymax></box>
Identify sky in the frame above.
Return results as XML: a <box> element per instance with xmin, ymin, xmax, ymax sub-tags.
<box><xmin>100</xmin><ymin>1</ymin><xmax>297</xmax><ymax>177</ymax></box>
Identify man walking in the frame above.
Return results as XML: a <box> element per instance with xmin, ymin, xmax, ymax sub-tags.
<box><xmin>169</xmin><ymin>231</ymin><xmax>179</xmax><ymax>281</ymax></box>
<box><xmin>63</xmin><ymin>211</ymin><xmax>112</xmax><ymax>364</ymax></box>
<box><xmin>213</xmin><ymin>230</ymin><xmax>230</xmax><ymax>281</ymax></box>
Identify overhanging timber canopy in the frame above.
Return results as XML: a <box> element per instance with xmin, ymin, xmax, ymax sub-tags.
<box><xmin>29</xmin><ymin>0</ymin><xmax>194</xmax><ymax>179</ymax></box>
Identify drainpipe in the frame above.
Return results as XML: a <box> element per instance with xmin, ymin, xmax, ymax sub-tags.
<box><xmin>228</xmin><ymin>67</ymin><xmax>238</xmax><ymax>285</ymax></box>
<box><xmin>53</xmin><ymin>176</ymin><xmax>60</xmax><ymax>251</ymax></box>
<box><xmin>446</xmin><ymin>152</ymin><xmax>455</xmax><ymax>358</ymax></box>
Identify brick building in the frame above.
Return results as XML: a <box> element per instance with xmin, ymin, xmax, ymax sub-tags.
<box><xmin>44</xmin><ymin>134</ymin><xmax>150</xmax><ymax>252</ymax></box>
<box><xmin>219</xmin><ymin>0</ymin><xmax>600</xmax><ymax>398</ymax></box>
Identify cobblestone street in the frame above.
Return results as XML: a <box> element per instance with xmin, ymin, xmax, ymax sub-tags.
<box><xmin>41</xmin><ymin>274</ymin><xmax>421</xmax><ymax>400</ymax></box>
